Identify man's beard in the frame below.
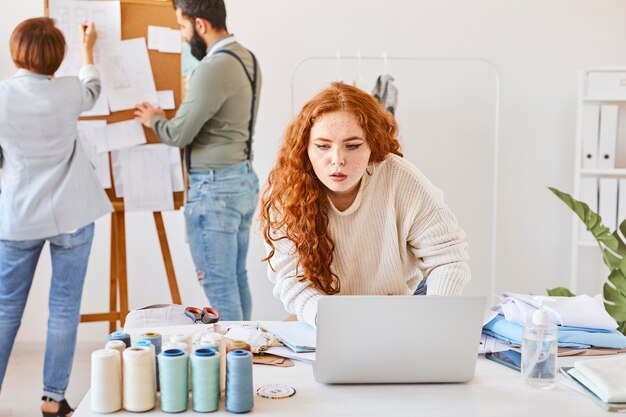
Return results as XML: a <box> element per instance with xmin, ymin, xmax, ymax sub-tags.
<box><xmin>189</xmin><ymin>27</ymin><xmax>207</xmax><ymax>61</ymax></box>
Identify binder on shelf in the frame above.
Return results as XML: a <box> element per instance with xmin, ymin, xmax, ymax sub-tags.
<box><xmin>616</xmin><ymin>104</ymin><xmax>626</xmax><ymax>168</ymax></box>
<box><xmin>598</xmin><ymin>105</ymin><xmax>619</xmax><ymax>169</ymax></box>
<box><xmin>579</xmin><ymin>177</ymin><xmax>598</xmax><ymax>243</ymax></box>
<box><xmin>581</xmin><ymin>103</ymin><xmax>600</xmax><ymax>169</ymax></box>
<box><xmin>618</xmin><ymin>179</ymin><xmax>626</xmax><ymax>230</ymax></box>
<box><xmin>599</xmin><ymin>178</ymin><xmax>618</xmax><ymax>232</ymax></box>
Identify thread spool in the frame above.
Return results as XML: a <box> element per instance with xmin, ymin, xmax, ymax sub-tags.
<box><xmin>91</xmin><ymin>349</ymin><xmax>122</xmax><ymax>413</ymax></box>
<box><xmin>226</xmin><ymin>350</ymin><xmax>254</xmax><ymax>413</ymax></box>
<box><xmin>191</xmin><ymin>348</ymin><xmax>220</xmax><ymax>412</ymax></box>
<box><xmin>162</xmin><ymin>341</ymin><xmax>188</xmax><ymax>353</ymax></box>
<box><xmin>108</xmin><ymin>331</ymin><xmax>131</xmax><ymax>348</ymax></box>
<box><xmin>169</xmin><ymin>334</ymin><xmax>192</xmax><ymax>354</ymax></box>
<box><xmin>105</xmin><ymin>340</ymin><xmax>125</xmax><ymax>378</ymax></box>
<box><xmin>202</xmin><ymin>333</ymin><xmax>226</xmax><ymax>397</ymax></box>
<box><xmin>158</xmin><ymin>348</ymin><xmax>189</xmax><ymax>413</ymax></box>
<box><xmin>140</xmin><ymin>332</ymin><xmax>162</xmax><ymax>355</ymax></box>
<box><xmin>123</xmin><ymin>346</ymin><xmax>156</xmax><ymax>412</ymax></box>
<box><xmin>134</xmin><ymin>339</ymin><xmax>158</xmax><ymax>391</ymax></box>
<box><xmin>194</xmin><ymin>342</ymin><xmax>218</xmax><ymax>353</ymax></box>
<box><xmin>227</xmin><ymin>340</ymin><xmax>251</xmax><ymax>353</ymax></box>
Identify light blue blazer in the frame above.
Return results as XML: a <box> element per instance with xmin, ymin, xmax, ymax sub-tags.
<box><xmin>0</xmin><ymin>66</ymin><xmax>112</xmax><ymax>240</ymax></box>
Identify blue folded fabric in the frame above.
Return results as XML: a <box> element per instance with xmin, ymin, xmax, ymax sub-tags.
<box><xmin>483</xmin><ymin>315</ymin><xmax>626</xmax><ymax>349</ymax></box>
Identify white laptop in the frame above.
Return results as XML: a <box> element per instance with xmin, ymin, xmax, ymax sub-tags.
<box><xmin>313</xmin><ymin>295</ymin><xmax>486</xmax><ymax>384</ymax></box>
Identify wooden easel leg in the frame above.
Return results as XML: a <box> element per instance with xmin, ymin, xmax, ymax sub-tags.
<box><xmin>116</xmin><ymin>212</ymin><xmax>129</xmax><ymax>327</ymax></box>
<box><xmin>153</xmin><ymin>212</ymin><xmax>182</xmax><ymax>304</ymax></box>
<box><xmin>109</xmin><ymin>214</ymin><xmax>118</xmax><ymax>333</ymax></box>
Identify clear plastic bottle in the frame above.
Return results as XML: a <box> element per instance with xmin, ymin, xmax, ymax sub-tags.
<box><xmin>521</xmin><ymin>297</ymin><xmax>558</xmax><ymax>389</ymax></box>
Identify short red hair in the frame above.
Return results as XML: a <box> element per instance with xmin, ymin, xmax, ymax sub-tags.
<box><xmin>10</xmin><ymin>17</ymin><xmax>66</xmax><ymax>75</ymax></box>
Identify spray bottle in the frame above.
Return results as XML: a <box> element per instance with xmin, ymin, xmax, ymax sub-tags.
<box><xmin>521</xmin><ymin>296</ymin><xmax>557</xmax><ymax>389</ymax></box>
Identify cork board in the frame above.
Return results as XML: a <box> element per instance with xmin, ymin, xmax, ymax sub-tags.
<box><xmin>45</xmin><ymin>0</ymin><xmax>184</xmax><ymax>210</ymax></box>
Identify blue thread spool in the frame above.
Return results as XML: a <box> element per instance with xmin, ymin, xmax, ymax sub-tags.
<box><xmin>108</xmin><ymin>331</ymin><xmax>131</xmax><ymax>348</ymax></box>
<box><xmin>191</xmin><ymin>348</ymin><xmax>220</xmax><ymax>412</ymax></box>
<box><xmin>226</xmin><ymin>350</ymin><xmax>253</xmax><ymax>413</ymax></box>
<box><xmin>158</xmin><ymin>348</ymin><xmax>188</xmax><ymax>413</ymax></box>
<box><xmin>140</xmin><ymin>332</ymin><xmax>162</xmax><ymax>355</ymax></box>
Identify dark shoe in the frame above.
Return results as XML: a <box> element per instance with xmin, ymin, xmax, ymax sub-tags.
<box><xmin>41</xmin><ymin>396</ymin><xmax>74</xmax><ymax>417</ymax></box>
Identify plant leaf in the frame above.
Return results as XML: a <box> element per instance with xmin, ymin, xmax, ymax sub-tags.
<box><xmin>546</xmin><ymin>287</ymin><xmax>576</xmax><ymax>297</ymax></box>
<box><xmin>549</xmin><ymin>187</ymin><xmax>619</xmax><ymax>252</ymax></box>
<box><xmin>604</xmin><ymin>272</ymin><xmax>626</xmax><ymax>324</ymax></box>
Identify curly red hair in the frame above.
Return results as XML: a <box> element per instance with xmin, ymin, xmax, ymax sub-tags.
<box><xmin>260</xmin><ymin>82</ymin><xmax>402</xmax><ymax>294</ymax></box>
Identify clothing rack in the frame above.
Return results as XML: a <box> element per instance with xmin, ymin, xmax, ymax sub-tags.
<box><xmin>290</xmin><ymin>53</ymin><xmax>501</xmax><ymax>302</ymax></box>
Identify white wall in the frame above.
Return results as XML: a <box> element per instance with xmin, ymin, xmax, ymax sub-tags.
<box><xmin>2</xmin><ymin>0</ymin><xmax>626</xmax><ymax>343</ymax></box>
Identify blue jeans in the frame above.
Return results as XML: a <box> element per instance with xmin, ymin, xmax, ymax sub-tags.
<box><xmin>0</xmin><ymin>223</ymin><xmax>94</xmax><ymax>401</ymax></box>
<box><xmin>184</xmin><ymin>161</ymin><xmax>259</xmax><ymax>321</ymax></box>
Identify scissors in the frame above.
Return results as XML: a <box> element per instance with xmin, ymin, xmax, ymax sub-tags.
<box><xmin>185</xmin><ymin>306</ymin><xmax>220</xmax><ymax>324</ymax></box>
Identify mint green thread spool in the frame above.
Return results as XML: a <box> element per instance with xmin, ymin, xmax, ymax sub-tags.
<box><xmin>157</xmin><ymin>348</ymin><xmax>188</xmax><ymax>413</ymax></box>
<box><xmin>191</xmin><ymin>348</ymin><xmax>220</xmax><ymax>412</ymax></box>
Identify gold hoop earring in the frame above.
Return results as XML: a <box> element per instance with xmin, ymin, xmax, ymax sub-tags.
<box><xmin>366</xmin><ymin>164</ymin><xmax>374</xmax><ymax>176</ymax></box>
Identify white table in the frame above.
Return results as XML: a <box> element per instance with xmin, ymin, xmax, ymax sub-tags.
<box><xmin>75</xmin><ymin>355</ymin><xmax>618</xmax><ymax>417</ymax></box>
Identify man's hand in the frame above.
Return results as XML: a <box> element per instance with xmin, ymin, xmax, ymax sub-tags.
<box><xmin>134</xmin><ymin>102</ymin><xmax>166</xmax><ymax>128</ymax></box>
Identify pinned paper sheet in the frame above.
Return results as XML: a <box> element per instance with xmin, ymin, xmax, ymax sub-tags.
<box><xmin>99</xmin><ymin>38</ymin><xmax>159</xmax><ymax>112</ymax></box>
<box><xmin>148</xmin><ymin>26</ymin><xmax>182</xmax><ymax>53</ymax></box>
<box><xmin>77</xmin><ymin>120</ymin><xmax>111</xmax><ymax>189</ymax></box>
<box><xmin>112</xmin><ymin>144</ymin><xmax>184</xmax><ymax>197</ymax></box>
<box><xmin>157</xmin><ymin>90</ymin><xmax>176</xmax><ymax>110</ymax></box>
<box><xmin>115</xmin><ymin>145</ymin><xmax>174</xmax><ymax>212</ymax></box>
<box><xmin>96</xmin><ymin>120</ymin><xmax>146</xmax><ymax>153</ymax></box>
<box><xmin>49</xmin><ymin>0</ymin><xmax>121</xmax><ymax>117</ymax></box>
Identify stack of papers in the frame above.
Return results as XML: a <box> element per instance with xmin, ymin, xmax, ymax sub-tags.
<box><xmin>258</xmin><ymin>321</ymin><xmax>316</xmax><ymax>353</ymax></box>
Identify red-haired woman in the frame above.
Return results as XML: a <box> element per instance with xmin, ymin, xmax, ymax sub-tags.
<box><xmin>0</xmin><ymin>18</ymin><xmax>111</xmax><ymax>417</ymax></box>
<box><xmin>260</xmin><ymin>83</ymin><xmax>471</xmax><ymax>326</ymax></box>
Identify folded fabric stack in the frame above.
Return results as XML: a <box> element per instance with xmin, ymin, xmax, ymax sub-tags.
<box><xmin>567</xmin><ymin>356</ymin><xmax>626</xmax><ymax>403</ymax></box>
<box><xmin>483</xmin><ymin>293</ymin><xmax>626</xmax><ymax>349</ymax></box>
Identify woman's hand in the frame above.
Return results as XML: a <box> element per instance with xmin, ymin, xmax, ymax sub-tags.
<box><xmin>134</xmin><ymin>102</ymin><xmax>166</xmax><ymax>128</ymax></box>
<box><xmin>80</xmin><ymin>22</ymin><xmax>97</xmax><ymax>66</ymax></box>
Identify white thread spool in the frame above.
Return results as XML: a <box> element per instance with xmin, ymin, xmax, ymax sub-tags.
<box><xmin>123</xmin><ymin>346</ymin><xmax>156</xmax><ymax>412</ymax></box>
<box><xmin>162</xmin><ymin>341</ymin><xmax>188</xmax><ymax>353</ymax></box>
<box><xmin>91</xmin><ymin>349</ymin><xmax>122</xmax><ymax>413</ymax></box>
<box><xmin>133</xmin><ymin>340</ymin><xmax>157</xmax><ymax>392</ymax></box>
<box><xmin>201</xmin><ymin>333</ymin><xmax>226</xmax><ymax>397</ymax></box>
<box><xmin>169</xmin><ymin>334</ymin><xmax>192</xmax><ymax>354</ymax></box>
<box><xmin>105</xmin><ymin>339</ymin><xmax>126</xmax><ymax>378</ymax></box>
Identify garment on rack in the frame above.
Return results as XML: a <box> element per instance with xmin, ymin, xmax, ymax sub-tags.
<box><xmin>371</xmin><ymin>74</ymin><xmax>398</xmax><ymax>115</ymax></box>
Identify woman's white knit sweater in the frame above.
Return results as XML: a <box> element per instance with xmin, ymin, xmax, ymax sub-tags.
<box><xmin>266</xmin><ymin>153</ymin><xmax>471</xmax><ymax>327</ymax></box>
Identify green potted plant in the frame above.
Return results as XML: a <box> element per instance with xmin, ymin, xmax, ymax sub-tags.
<box><xmin>549</xmin><ymin>187</ymin><xmax>626</xmax><ymax>335</ymax></box>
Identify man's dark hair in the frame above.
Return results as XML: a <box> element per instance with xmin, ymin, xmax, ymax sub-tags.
<box><xmin>173</xmin><ymin>0</ymin><xmax>227</xmax><ymax>30</ymax></box>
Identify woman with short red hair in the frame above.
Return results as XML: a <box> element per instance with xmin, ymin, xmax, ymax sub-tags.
<box><xmin>260</xmin><ymin>83</ymin><xmax>471</xmax><ymax>326</ymax></box>
<box><xmin>0</xmin><ymin>17</ymin><xmax>111</xmax><ymax>417</ymax></box>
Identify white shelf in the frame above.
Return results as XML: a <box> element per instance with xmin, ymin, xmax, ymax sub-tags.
<box><xmin>580</xmin><ymin>168</ymin><xmax>626</xmax><ymax>176</ymax></box>
<box><xmin>583</xmin><ymin>96</ymin><xmax>626</xmax><ymax>102</ymax></box>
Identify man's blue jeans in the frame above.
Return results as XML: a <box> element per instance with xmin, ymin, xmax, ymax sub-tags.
<box><xmin>0</xmin><ymin>223</ymin><xmax>94</xmax><ymax>401</ymax></box>
<box><xmin>184</xmin><ymin>161</ymin><xmax>259</xmax><ymax>321</ymax></box>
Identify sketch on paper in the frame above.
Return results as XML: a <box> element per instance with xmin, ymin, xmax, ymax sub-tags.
<box><xmin>99</xmin><ymin>38</ymin><xmax>159</xmax><ymax>112</ymax></box>
<box><xmin>49</xmin><ymin>0</ymin><xmax>121</xmax><ymax>49</ymax></box>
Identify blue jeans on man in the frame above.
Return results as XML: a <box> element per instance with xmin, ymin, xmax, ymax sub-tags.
<box><xmin>184</xmin><ymin>161</ymin><xmax>259</xmax><ymax>321</ymax></box>
<box><xmin>0</xmin><ymin>223</ymin><xmax>94</xmax><ymax>401</ymax></box>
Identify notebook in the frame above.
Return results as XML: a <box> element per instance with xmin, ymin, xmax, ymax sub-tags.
<box><xmin>314</xmin><ymin>295</ymin><xmax>486</xmax><ymax>384</ymax></box>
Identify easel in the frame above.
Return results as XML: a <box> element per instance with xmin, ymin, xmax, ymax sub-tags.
<box><xmin>45</xmin><ymin>0</ymin><xmax>184</xmax><ymax>332</ymax></box>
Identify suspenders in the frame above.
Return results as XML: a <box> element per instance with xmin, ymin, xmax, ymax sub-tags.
<box><xmin>214</xmin><ymin>49</ymin><xmax>258</xmax><ymax>161</ymax></box>
<box><xmin>184</xmin><ymin>48</ymin><xmax>259</xmax><ymax>171</ymax></box>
